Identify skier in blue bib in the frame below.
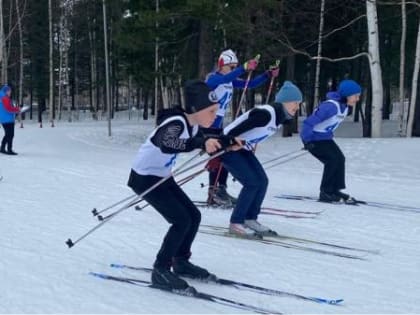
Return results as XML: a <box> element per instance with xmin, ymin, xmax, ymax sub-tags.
<box><xmin>300</xmin><ymin>79</ymin><xmax>361</xmax><ymax>203</ymax></box>
<box><xmin>204</xmin><ymin>49</ymin><xmax>279</xmax><ymax>207</ymax></box>
<box><xmin>221</xmin><ymin>81</ymin><xmax>302</xmax><ymax>237</ymax></box>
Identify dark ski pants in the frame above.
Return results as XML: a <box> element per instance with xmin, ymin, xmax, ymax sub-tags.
<box><xmin>1</xmin><ymin>122</ymin><xmax>15</xmax><ymax>151</ymax></box>
<box><xmin>307</xmin><ymin>139</ymin><xmax>345</xmax><ymax>193</ymax></box>
<box><xmin>208</xmin><ymin>165</ymin><xmax>228</xmax><ymax>187</ymax></box>
<box><xmin>128</xmin><ymin>170</ymin><xmax>201</xmax><ymax>269</ymax></box>
<box><xmin>221</xmin><ymin>149</ymin><xmax>268</xmax><ymax>223</ymax></box>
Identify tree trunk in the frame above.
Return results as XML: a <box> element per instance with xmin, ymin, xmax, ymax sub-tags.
<box><xmin>197</xmin><ymin>20</ymin><xmax>213</xmax><ymax>80</ymax></box>
<box><xmin>88</xmin><ymin>22</ymin><xmax>97</xmax><ymax>118</ymax></box>
<box><xmin>399</xmin><ymin>0</ymin><xmax>407</xmax><ymax>135</ymax></box>
<box><xmin>102</xmin><ymin>0</ymin><xmax>111</xmax><ymax>136</ymax></box>
<box><xmin>15</xmin><ymin>0</ymin><xmax>24</xmax><ymax>126</ymax></box>
<box><xmin>366</xmin><ymin>0</ymin><xmax>383</xmax><ymax>137</ymax></box>
<box><xmin>406</xmin><ymin>19</ymin><xmax>420</xmax><ymax>137</ymax></box>
<box><xmin>0</xmin><ymin>0</ymin><xmax>6</xmax><ymax>82</ymax></box>
<box><xmin>154</xmin><ymin>0</ymin><xmax>159</xmax><ymax>121</ymax></box>
<box><xmin>313</xmin><ymin>0</ymin><xmax>325</xmax><ymax>110</ymax></box>
<box><xmin>48</xmin><ymin>0</ymin><xmax>54</xmax><ymax>126</ymax></box>
<box><xmin>283</xmin><ymin>54</ymin><xmax>297</xmax><ymax>136</ymax></box>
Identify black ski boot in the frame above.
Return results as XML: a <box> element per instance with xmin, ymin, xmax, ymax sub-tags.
<box><xmin>319</xmin><ymin>190</ymin><xmax>341</xmax><ymax>203</ymax></box>
<box><xmin>335</xmin><ymin>191</ymin><xmax>358</xmax><ymax>204</ymax></box>
<box><xmin>207</xmin><ymin>186</ymin><xmax>232</xmax><ymax>208</ymax></box>
<box><xmin>151</xmin><ymin>266</ymin><xmax>190</xmax><ymax>291</ymax></box>
<box><xmin>218</xmin><ymin>185</ymin><xmax>237</xmax><ymax>205</ymax></box>
<box><xmin>173</xmin><ymin>258</ymin><xmax>213</xmax><ymax>280</ymax></box>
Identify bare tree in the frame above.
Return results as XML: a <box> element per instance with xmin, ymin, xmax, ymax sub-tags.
<box><xmin>154</xmin><ymin>0</ymin><xmax>159</xmax><ymax>122</ymax></box>
<box><xmin>366</xmin><ymin>0</ymin><xmax>384</xmax><ymax>138</ymax></box>
<box><xmin>15</xmin><ymin>0</ymin><xmax>24</xmax><ymax>111</ymax></box>
<box><xmin>102</xmin><ymin>0</ymin><xmax>111</xmax><ymax>136</ymax></box>
<box><xmin>48</xmin><ymin>0</ymin><xmax>54</xmax><ymax>127</ymax></box>
<box><xmin>406</xmin><ymin>18</ymin><xmax>420</xmax><ymax>137</ymax></box>
<box><xmin>398</xmin><ymin>0</ymin><xmax>407</xmax><ymax>136</ymax></box>
<box><xmin>0</xmin><ymin>0</ymin><xmax>5</xmax><ymax>82</ymax></box>
<box><xmin>313</xmin><ymin>0</ymin><xmax>326</xmax><ymax>109</ymax></box>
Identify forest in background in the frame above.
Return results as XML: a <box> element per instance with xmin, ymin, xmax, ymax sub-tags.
<box><xmin>1</xmin><ymin>0</ymin><xmax>420</xmax><ymax>137</ymax></box>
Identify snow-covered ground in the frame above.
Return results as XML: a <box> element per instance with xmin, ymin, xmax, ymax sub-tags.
<box><xmin>1</xmin><ymin>117</ymin><xmax>420</xmax><ymax>313</ymax></box>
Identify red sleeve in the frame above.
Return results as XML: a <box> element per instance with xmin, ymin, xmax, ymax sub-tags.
<box><xmin>2</xmin><ymin>97</ymin><xmax>19</xmax><ymax>113</ymax></box>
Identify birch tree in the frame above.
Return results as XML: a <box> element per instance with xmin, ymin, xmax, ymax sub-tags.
<box><xmin>398</xmin><ymin>0</ymin><xmax>407</xmax><ymax>136</ymax></box>
<box><xmin>313</xmin><ymin>0</ymin><xmax>326</xmax><ymax>109</ymax></box>
<box><xmin>366</xmin><ymin>0</ymin><xmax>383</xmax><ymax>138</ymax></box>
<box><xmin>406</xmin><ymin>18</ymin><xmax>420</xmax><ymax>137</ymax></box>
<box><xmin>15</xmin><ymin>0</ymin><xmax>24</xmax><ymax>111</ymax></box>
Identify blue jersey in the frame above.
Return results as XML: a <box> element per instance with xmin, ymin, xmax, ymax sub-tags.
<box><xmin>206</xmin><ymin>66</ymin><xmax>269</xmax><ymax>128</ymax></box>
<box><xmin>300</xmin><ymin>92</ymin><xmax>348</xmax><ymax>143</ymax></box>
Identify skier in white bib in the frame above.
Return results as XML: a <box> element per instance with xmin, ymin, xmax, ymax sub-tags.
<box><xmin>127</xmin><ymin>80</ymin><xmax>242</xmax><ymax>291</ymax></box>
<box><xmin>221</xmin><ymin>81</ymin><xmax>302</xmax><ymax>237</ymax></box>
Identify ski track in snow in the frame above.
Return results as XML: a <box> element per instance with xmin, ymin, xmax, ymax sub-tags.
<box><xmin>1</xmin><ymin>119</ymin><xmax>420</xmax><ymax>313</ymax></box>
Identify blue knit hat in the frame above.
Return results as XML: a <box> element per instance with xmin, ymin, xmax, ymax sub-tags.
<box><xmin>338</xmin><ymin>80</ymin><xmax>361</xmax><ymax>98</ymax></box>
<box><xmin>1</xmin><ymin>84</ymin><xmax>11</xmax><ymax>93</ymax></box>
<box><xmin>275</xmin><ymin>81</ymin><xmax>303</xmax><ymax>103</ymax></box>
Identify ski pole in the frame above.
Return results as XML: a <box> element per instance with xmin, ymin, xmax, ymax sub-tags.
<box><xmin>99</xmin><ymin>168</ymin><xmax>208</xmax><ymax>221</ymax></box>
<box><xmin>261</xmin><ymin>148</ymin><xmax>304</xmax><ymax>166</ymax></box>
<box><xmin>235</xmin><ymin>54</ymin><xmax>261</xmax><ymax>119</ymax></box>
<box><xmin>66</xmin><ymin>150</ymin><xmax>227</xmax><ymax>248</ymax></box>
<box><xmin>92</xmin><ymin>151</ymin><xmax>203</xmax><ymax>217</ymax></box>
<box><xmin>265</xmin><ymin>59</ymin><xmax>280</xmax><ymax>104</ymax></box>
<box><xmin>263</xmin><ymin>151</ymin><xmax>308</xmax><ymax>171</ymax></box>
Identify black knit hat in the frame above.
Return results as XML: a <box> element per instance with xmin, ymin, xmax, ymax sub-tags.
<box><xmin>184</xmin><ymin>80</ymin><xmax>218</xmax><ymax>114</ymax></box>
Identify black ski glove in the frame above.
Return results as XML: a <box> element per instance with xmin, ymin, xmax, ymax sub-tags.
<box><xmin>218</xmin><ymin>135</ymin><xmax>237</xmax><ymax>150</ymax></box>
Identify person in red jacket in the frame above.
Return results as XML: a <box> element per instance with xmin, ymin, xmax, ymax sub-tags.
<box><xmin>0</xmin><ymin>85</ymin><xmax>20</xmax><ymax>155</ymax></box>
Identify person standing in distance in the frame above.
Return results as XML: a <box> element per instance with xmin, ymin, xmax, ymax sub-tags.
<box><xmin>0</xmin><ymin>85</ymin><xmax>20</xmax><ymax>155</ymax></box>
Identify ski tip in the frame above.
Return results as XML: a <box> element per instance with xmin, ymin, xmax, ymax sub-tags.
<box><xmin>110</xmin><ymin>263</ymin><xmax>124</xmax><ymax>269</ymax></box>
<box><xmin>312</xmin><ymin>297</ymin><xmax>344</xmax><ymax>305</ymax></box>
<box><xmin>92</xmin><ymin>208</ymin><xmax>98</xmax><ymax>216</ymax></box>
<box><xmin>89</xmin><ymin>272</ymin><xmax>107</xmax><ymax>279</ymax></box>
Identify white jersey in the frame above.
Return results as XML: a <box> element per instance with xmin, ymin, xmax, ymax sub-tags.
<box><xmin>132</xmin><ymin>116</ymin><xmax>196</xmax><ymax>177</ymax></box>
<box><xmin>313</xmin><ymin>100</ymin><xmax>348</xmax><ymax>133</ymax></box>
<box><xmin>214</xmin><ymin>82</ymin><xmax>234</xmax><ymax>118</ymax></box>
<box><xmin>223</xmin><ymin>105</ymin><xmax>280</xmax><ymax>151</ymax></box>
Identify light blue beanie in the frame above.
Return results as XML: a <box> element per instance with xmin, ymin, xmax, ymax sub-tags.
<box><xmin>338</xmin><ymin>80</ymin><xmax>361</xmax><ymax>98</ymax></box>
<box><xmin>275</xmin><ymin>81</ymin><xmax>303</xmax><ymax>103</ymax></box>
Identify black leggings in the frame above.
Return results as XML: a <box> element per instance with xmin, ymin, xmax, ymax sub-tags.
<box><xmin>128</xmin><ymin>170</ymin><xmax>201</xmax><ymax>269</ymax></box>
<box><xmin>307</xmin><ymin>139</ymin><xmax>345</xmax><ymax>193</ymax></box>
<box><xmin>208</xmin><ymin>166</ymin><xmax>228</xmax><ymax>187</ymax></box>
<box><xmin>1</xmin><ymin>122</ymin><xmax>15</xmax><ymax>151</ymax></box>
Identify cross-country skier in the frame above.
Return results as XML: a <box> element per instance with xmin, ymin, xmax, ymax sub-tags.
<box><xmin>127</xmin><ymin>80</ymin><xmax>241</xmax><ymax>291</ymax></box>
<box><xmin>0</xmin><ymin>85</ymin><xmax>20</xmax><ymax>155</ymax></box>
<box><xmin>221</xmin><ymin>81</ymin><xmax>302</xmax><ymax>237</ymax></box>
<box><xmin>204</xmin><ymin>49</ymin><xmax>279</xmax><ymax>207</ymax></box>
<box><xmin>300</xmin><ymin>79</ymin><xmax>361</xmax><ymax>203</ymax></box>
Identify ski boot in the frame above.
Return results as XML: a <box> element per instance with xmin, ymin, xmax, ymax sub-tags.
<box><xmin>172</xmin><ymin>257</ymin><xmax>215</xmax><ymax>281</ymax></box>
<box><xmin>151</xmin><ymin>266</ymin><xmax>190</xmax><ymax>291</ymax></box>
<box><xmin>228</xmin><ymin>223</ymin><xmax>262</xmax><ymax>239</ymax></box>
